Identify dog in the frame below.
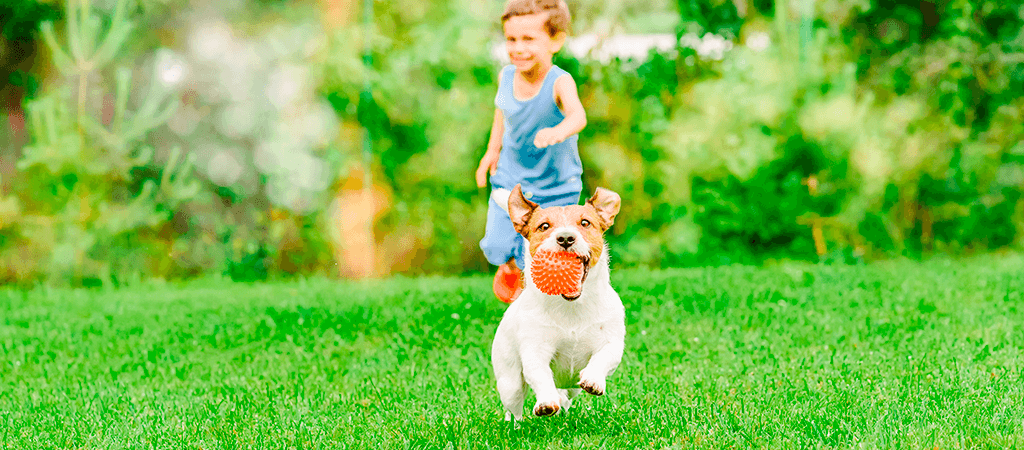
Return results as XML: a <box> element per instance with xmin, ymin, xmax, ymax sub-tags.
<box><xmin>491</xmin><ymin>184</ymin><xmax>624</xmax><ymax>421</ymax></box>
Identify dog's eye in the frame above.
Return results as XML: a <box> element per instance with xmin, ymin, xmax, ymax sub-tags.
<box><xmin>538</xmin><ymin>223</ymin><xmax>550</xmax><ymax>231</ymax></box>
<box><xmin>581</xmin><ymin>219</ymin><xmax>591</xmax><ymax>228</ymax></box>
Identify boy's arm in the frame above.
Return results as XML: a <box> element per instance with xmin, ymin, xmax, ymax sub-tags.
<box><xmin>534</xmin><ymin>74</ymin><xmax>587</xmax><ymax>148</ymax></box>
<box><xmin>476</xmin><ymin>108</ymin><xmax>505</xmax><ymax>188</ymax></box>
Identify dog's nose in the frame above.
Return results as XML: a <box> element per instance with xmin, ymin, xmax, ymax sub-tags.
<box><xmin>556</xmin><ymin>234</ymin><xmax>575</xmax><ymax>249</ymax></box>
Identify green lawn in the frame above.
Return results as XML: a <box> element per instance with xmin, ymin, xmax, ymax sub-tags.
<box><xmin>3</xmin><ymin>256</ymin><xmax>1024</xmax><ymax>449</ymax></box>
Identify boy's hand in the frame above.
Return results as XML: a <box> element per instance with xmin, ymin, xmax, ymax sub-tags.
<box><xmin>476</xmin><ymin>152</ymin><xmax>499</xmax><ymax>188</ymax></box>
<box><xmin>534</xmin><ymin>127</ymin><xmax>566</xmax><ymax>148</ymax></box>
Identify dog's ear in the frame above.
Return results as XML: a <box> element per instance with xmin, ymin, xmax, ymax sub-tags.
<box><xmin>508</xmin><ymin>184</ymin><xmax>538</xmax><ymax>236</ymax></box>
<box><xmin>586</xmin><ymin>187</ymin><xmax>621</xmax><ymax>230</ymax></box>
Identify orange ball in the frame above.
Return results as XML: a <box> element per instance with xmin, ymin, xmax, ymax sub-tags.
<box><xmin>530</xmin><ymin>250</ymin><xmax>585</xmax><ymax>296</ymax></box>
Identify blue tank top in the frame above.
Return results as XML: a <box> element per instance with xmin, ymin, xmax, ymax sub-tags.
<box><xmin>490</xmin><ymin>64</ymin><xmax>583</xmax><ymax>205</ymax></box>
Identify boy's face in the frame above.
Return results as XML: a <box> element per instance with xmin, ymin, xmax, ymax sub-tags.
<box><xmin>503</xmin><ymin>13</ymin><xmax>565</xmax><ymax>73</ymax></box>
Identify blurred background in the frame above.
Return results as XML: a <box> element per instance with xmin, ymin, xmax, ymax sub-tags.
<box><xmin>0</xmin><ymin>0</ymin><xmax>1022</xmax><ymax>286</ymax></box>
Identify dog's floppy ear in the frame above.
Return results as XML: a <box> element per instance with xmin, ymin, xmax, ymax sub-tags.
<box><xmin>586</xmin><ymin>187</ymin><xmax>621</xmax><ymax>230</ymax></box>
<box><xmin>508</xmin><ymin>184</ymin><xmax>538</xmax><ymax>236</ymax></box>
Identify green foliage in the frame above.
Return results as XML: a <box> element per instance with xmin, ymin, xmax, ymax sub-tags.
<box><xmin>3</xmin><ymin>258</ymin><xmax>1024</xmax><ymax>446</ymax></box>
<box><xmin>225</xmin><ymin>246</ymin><xmax>270</xmax><ymax>282</ymax></box>
<box><xmin>6</xmin><ymin>70</ymin><xmax>41</xmax><ymax>99</ymax></box>
<box><xmin>622</xmin><ymin>0</ymin><xmax>1024</xmax><ymax>264</ymax></box>
<box><xmin>321</xmin><ymin>0</ymin><xmax>503</xmax><ymax>274</ymax></box>
<box><xmin>321</xmin><ymin>0</ymin><xmax>1024</xmax><ymax>271</ymax></box>
<box><xmin>0</xmin><ymin>0</ymin><xmax>60</xmax><ymax>41</ymax></box>
<box><xmin>676</xmin><ymin>0</ymin><xmax>743</xmax><ymax>36</ymax></box>
<box><xmin>0</xmin><ymin>0</ymin><xmax>58</xmax><ymax>104</ymax></box>
<box><xmin>0</xmin><ymin>0</ymin><xmax>200</xmax><ymax>286</ymax></box>
<box><xmin>6</xmin><ymin>0</ymin><xmax>1024</xmax><ymax>281</ymax></box>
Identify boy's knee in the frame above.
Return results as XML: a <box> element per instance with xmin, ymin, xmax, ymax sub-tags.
<box><xmin>480</xmin><ymin>235</ymin><xmax>525</xmax><ymax>268</ymax></box>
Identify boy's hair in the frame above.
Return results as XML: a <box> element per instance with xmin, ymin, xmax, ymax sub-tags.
<box><xmin>502</xmin><ymin>0</ymin><xmax>571</xmax><ymax>37</ymax></box>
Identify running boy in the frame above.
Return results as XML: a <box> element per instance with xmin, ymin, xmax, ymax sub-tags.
<box><xmin>476</xmin><ymin>0</ymin><xmax>587</xmax><ymax>303</ymax></box>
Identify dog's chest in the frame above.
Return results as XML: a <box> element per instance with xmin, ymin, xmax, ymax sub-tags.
<box><xmin>548</xmin><ymin>325</ymin><xmax>605</xmax><ymax>387</ymax></box>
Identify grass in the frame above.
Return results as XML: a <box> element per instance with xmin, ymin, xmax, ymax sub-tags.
<box><xmin>2</xmin><ymin>256</ymin><xmax>1024</xmax><ymax>449</ymax></box>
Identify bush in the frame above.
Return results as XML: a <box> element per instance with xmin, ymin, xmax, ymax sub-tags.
<box><xmin>5</xmin><ymin>0</ymin><xmax>1024</xmax><ymax>283</ymax></box>
<box><xmin>317</xmin><ymin>0</ymin><xmax>1024</xmax><ymax>272</ymax></box>
<box><xmin>0</xmin><ymin>0</ymin><xmax>200</xmax><ymax>286</ymax></box>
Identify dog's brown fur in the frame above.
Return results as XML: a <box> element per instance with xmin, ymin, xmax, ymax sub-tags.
<box><xmin>508</xmin><ymin>184</ymin><xmax>620</xmax><ymax>270</ymax></box>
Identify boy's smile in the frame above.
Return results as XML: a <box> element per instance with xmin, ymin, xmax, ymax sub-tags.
<box><xmin>504</xmin><ymin>13</ymin><xmax>565</xmax><ymax>78</ymax></box>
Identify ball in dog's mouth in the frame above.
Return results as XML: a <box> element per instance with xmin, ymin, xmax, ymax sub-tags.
<box><xmin>530</xmin><ymin>250</ymin><xmax>590</xmax><ymax>300</ymax></box>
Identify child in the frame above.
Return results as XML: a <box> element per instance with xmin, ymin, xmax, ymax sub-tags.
<box><xmin>476</xmin><ymin>0</ymin><xmax>587</xmax><ymax>303</ymax></box>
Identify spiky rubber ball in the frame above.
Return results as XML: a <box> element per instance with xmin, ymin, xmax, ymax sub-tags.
<box><xmin>530</xmin><ymin>250</ymin><xmax>585</xmax><ymax>296</ymax></box>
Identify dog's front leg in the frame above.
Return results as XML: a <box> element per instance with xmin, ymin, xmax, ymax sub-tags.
<box><xmin>578</xmin><ymin>339</ymin><xmax>624</xmax><ymax>396</ymax></box>
<box><xmin>519</xmin><ymin>341</ymin><xmax>561</xmax><ymax>416</ymax></box>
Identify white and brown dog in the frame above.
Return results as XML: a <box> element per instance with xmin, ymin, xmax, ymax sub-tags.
<box><xmin>491</xmin><ymin>184</ymin><xmax>625</xmax><ymax>421</ymax></box>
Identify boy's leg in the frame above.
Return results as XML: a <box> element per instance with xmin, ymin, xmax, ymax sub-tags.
<box><xmin>480</xmin><ymin>196</ymin><xmax>525</xmax><ymax>303</ymax></box>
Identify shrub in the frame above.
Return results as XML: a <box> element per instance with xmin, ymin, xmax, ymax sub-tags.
<box><xmin>0</xmin><ymin>0</ymin><xmax>200</xmax><ymax>286</ymax></box>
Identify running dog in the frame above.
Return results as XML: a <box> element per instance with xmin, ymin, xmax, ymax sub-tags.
<box><xmin>491</xmin><ymin>184</ymin><xmax>624</xmax><ymax>421</ymax></box>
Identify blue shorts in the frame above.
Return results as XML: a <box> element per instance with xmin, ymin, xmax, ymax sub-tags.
<box><xmin>479</xmin><ymin>188</ymin><xmax>582</xmax><ymax>268</ymax></box>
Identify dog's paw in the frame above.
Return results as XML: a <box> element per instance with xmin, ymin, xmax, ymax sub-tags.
<box><xmin>578</xmin><ymin>378</ymin><xmax>606</xmax><ymax>396</ymax></box>
<box><xmin>533</xmin><ymin>401</ymin><xmax>560</xmax><ymax>417</ymax></box>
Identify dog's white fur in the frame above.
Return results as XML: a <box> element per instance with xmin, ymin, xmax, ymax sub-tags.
<box><xmin>491</xmin><ymin>187</ymin><xmax>625</xmax><ymax>421</ymax></box>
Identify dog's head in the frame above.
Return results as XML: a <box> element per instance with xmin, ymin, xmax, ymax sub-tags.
<box><xmin>508</xmin><ymin>184</ymin><xmax>621</xmax><ymax>272</ymax></box>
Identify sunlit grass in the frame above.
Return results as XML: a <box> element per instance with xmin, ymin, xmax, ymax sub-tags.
<box><xmin>2</xmin><ymin>256</ymin><xmax>1024</xmax><ymax>448</ymax></box>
